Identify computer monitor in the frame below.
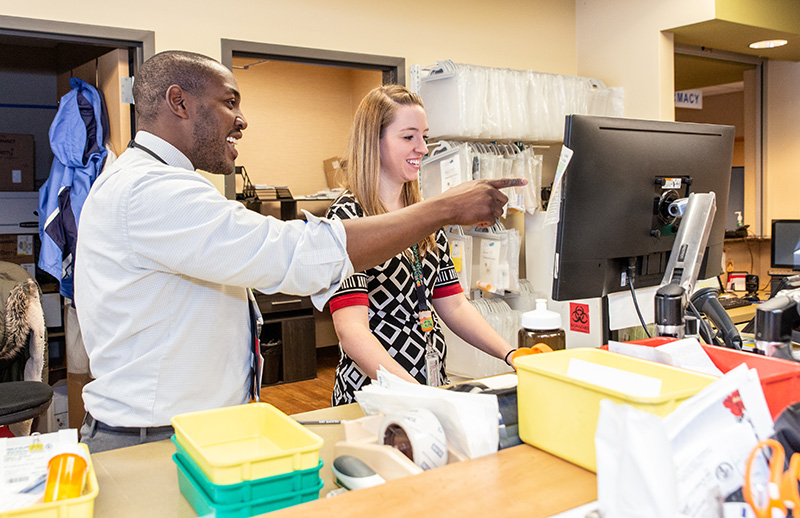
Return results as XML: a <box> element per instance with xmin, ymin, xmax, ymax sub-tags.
<box><xmin>552</xmin><ymin>115</ymin><xmax>735</xmax><ymax>301</ymax></box>
<box><xmin>771</xmin><ymin>219</ymin><xmax>800</xmax><ymax>271</ymax></box>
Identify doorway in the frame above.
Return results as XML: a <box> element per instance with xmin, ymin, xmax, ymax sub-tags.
<box><xmin>0</xmin><ymin>16</ymin><xmax>153</xmax><ymax>429</ymax></box>
<box><xmin>220</xmin><ymin>39</ymin><xmax>404</xmax><ymax>202</ymax></box>
<box><xmin>674</xmin><ymin>44</ymin><xmax>769</xmax><ymax>287</ymax></box>
<box><xmin>0</xmin><ymin>15</ymin><xmax>153</xmax><ymax>186</ymax></box>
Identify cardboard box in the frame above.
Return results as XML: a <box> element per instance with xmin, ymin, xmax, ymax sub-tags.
<box><xmin>68</xmin><ymin>371</ymin><xmax>92</xmax><ymax>430</ymax></box>
<box><xmin>0</xmin><ymin>233</ymin><xmax>35</xmax><ymax>270</ymax></box>
<box><xmin>323</xmin><ymin>157</ymin><xmax>343</xmax><ymax>189</ymax></box>
<box><xmin>0</xmin><ymin>133</ymin><xmax>35</xmax><ymax>191</ymax></box>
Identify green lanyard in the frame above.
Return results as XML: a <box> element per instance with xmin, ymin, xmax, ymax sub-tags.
<box><xmin>411</xmin><ymin>245</ymin><xmax>434</xmax><ymax>332</ymax></box>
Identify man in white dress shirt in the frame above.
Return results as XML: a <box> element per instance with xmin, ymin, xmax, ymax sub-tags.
<box><xmin>74</xmin><ymin>50</ymin><xmax>522</xmax><ymax>452</ymax></box>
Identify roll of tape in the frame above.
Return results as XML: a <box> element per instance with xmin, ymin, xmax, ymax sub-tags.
<box><xmin>379</xmin><ymin>409</ymin><xmax>448</xmax><ymax>470</ymax></box>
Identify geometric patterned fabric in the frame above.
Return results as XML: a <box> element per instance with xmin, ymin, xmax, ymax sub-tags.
<box><xmin>326</xmin><ymin>192</ymin><xmax>462</xmax><ymax>405</ymax></box>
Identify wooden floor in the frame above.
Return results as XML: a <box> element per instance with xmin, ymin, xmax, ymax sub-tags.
<box><xmin>259</xmin><ymin>346</ymin><xmax>339</xmax><ymax>415</ymax></box>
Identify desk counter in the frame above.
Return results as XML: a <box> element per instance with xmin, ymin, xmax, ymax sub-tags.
<box><xmin>91</xmin><ymin>404</ymin><xmax>596</xmax><ymax>517</ymax></box>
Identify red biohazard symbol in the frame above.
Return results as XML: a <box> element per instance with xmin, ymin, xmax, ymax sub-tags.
<box><xmin>723</xmin><ymin>390</ymin><xmax>745</xmax><ymax>420</ymax></box>
<box><xmin>570</xmin><ymin>303</ymin><xmax>590</xmax><ymax>334</ymax></box>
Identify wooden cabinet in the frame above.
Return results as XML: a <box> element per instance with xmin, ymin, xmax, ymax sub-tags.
<box><xmin>254</xmin><ymin>292</ymin><xmax>316</xmax><ymax>385</ymax></box>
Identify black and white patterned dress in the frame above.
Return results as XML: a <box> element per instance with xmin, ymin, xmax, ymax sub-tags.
<box><xmin>326</xmin><ymin>192</ymin><xmax>463</xmax><ymax>406</ymax></box>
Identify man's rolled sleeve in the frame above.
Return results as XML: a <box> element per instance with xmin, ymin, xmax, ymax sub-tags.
<box><xmin>295</xmin><ymin>211</ymin><xmax>354</xmax><ymax>309</ymax></box>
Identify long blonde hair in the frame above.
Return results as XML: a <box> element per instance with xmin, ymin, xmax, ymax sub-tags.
<box><xmin>340</xmin><ymin>85</ymin><xmax>436</xmax><ymax>256</ymax></box>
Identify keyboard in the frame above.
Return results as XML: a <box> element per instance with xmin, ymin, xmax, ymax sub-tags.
<box><xmin>718</xmin><ymin>296</ymin><xmax>752</xmax><ymax>310</ymax></box>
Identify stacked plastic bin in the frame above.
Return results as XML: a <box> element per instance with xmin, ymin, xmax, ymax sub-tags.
<box><xmin>170</xmin><ymin>403</ymin><xmax>324</xmax><ymax>517</ymax></box>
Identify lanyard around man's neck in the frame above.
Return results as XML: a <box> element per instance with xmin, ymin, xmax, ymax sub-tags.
<box><xmin>128</xmin><ymin>139</ymin><xmax>167</xmax><ymax>165</ymax></box>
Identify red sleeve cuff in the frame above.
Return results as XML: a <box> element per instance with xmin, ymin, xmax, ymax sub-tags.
<box><xmin>329</xmin><ymin>292</ymin><xmax>369</xmax><ymax>312</ymax></box>
<box><xmin>433</xmin><ymin>283</ymin><xmax>463</xmax><ymax>299</ymax></box>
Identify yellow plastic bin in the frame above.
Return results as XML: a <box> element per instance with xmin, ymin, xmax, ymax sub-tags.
<box><xmin>1</xmin><ymin>443</ymin><xmax>99</xmax><ymax>518</ymax></box>
<box><xmin>171</xmin><ymin>403</ymin><xmax>323</xmax><ymax>484</ymax></box>
<box><xmin>515</xmin><ymin>348</ymin><xmax>715</xmax><ymax>472</ymax></box>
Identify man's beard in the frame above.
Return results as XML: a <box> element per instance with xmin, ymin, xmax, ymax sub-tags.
<box><xmin>191</xmin><ymin>104</ymin><xmax>234</xmax><ymax>175</ymax></box>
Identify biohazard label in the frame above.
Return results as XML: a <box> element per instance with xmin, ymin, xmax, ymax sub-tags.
<box><xmin>570</xmin><ymin>302</ymin><xmax>590</xmax><ymax>334</ymax></box>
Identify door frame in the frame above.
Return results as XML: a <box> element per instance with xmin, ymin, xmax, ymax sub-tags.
<box><xmin>0</xmin><ymin>15</ymin><xmax>154</xmax><ymax>140</ymax></box>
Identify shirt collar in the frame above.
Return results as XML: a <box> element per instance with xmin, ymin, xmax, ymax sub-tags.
<box><xmin>133</xmin><ymin>131</ymin><xmax>195</xmax><ymax>172</ymax></box>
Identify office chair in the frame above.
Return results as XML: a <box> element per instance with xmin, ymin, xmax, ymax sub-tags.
<box><xmin>0</xmin><ymin>381</ymin><xmax>53</xmax><ymax>436</ymax></box>
<box><xmin>0</xmin><ymin>262</ymin><xmax>50</xmax><ymax>436</ymax></box>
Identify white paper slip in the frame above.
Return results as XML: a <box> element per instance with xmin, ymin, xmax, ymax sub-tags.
<box><xmin>654</xmin><ymin>338</ymin><xmax>724</xmax><ymax>377</ymax></box>
<box><xmin>608</xmin><ymin>340</ymin><xmax>659</xmax><ymax>362</ymax></box>
<box><xmin>477</xmin><ymin>373</ymin><xmax>518</xmax><ymax>390</ymax></box>
<box><xmin>543</xmin><ymin>145</ymin><xmax>573</xmax><ymax>226</ymax></box>
<box><xmin>566</xmin><ymin>358</ymin><xmax>663</xmax><ymax>398</ymax></box>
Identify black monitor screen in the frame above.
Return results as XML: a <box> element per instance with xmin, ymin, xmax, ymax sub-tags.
<box><xmin>552</xmin><ymin>115</ymin><xmax>735</xmax><ymax>301</ymax></box>
<box><xmin>771</xmin><ymin>220</ymin><xmax>800</xmax><ymax>270</ymax></box>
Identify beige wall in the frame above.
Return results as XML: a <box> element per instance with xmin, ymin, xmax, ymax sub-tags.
<box><xmin>0</xmin><ymin>1</ymin><xmax>577</xmax><ymax>73</ymax></box>
<box><xmin>764</xmin><ymin>60</ymin><xmax>800</xmax><ymax>234</ymax></box>
<box><xmin>232</xmin><ymin>60</ymin><xmax>381</xmax><ymax>198</ymax></box>
<box><xmin>576</xmin><ymin>0</ymin><xmax>716</xmax><ymax>120</ymax></box>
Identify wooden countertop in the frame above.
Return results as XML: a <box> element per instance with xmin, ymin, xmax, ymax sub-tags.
<box><xmin>90</xmin><ymin>404</ymin><xmax>596</xmax><ymax>517</ymax></box>
<box><xmin>268</xmin><ymin>443</ymin><xmax>596</xmax><ymax>518</ymax></box>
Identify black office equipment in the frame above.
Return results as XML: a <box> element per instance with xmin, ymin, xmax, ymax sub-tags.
<box><xmin>552</xmin><ymin>115</ymin><xmax>735</xmax><ymax>301</ymax></box>
<box><xmin>718</xmin><ymin>296</ymin><xmax>752</xmax><ymax>310</ymax></box>
<box><xmin>771</xmin><ymin>220</ymin><xmax>800</xmax><ymax>271</ymax></box>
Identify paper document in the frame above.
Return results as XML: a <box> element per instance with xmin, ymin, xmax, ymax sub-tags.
<box><xmin>608</xmin><ymin>338</ymin><xmax>724</xmax><ymax>377</ymax></box>
<box><xmin>543</xmin><ymin>145</ymin><xmax>573</xmax><ymax>226</ymax></box>
<box><xmin>0</xmin><ymin>429</ymin><xmax>79</xmax><ymax>511</ymax></box>
<box><xmin>654</xmin><ymin>339</ymin><xmax>724</xmax><ymax>377</ymax></box>
<box><xmin>439</xmin><ymin>155</ymin><xmax>462</xmax><ymax>192</ymax></box>
<box><xmin>596</xmin><ymin>364</ymin><xmax>774</xmax><ymax>518</ymax></box>
<box><xmin>566</xmin><ymin>358</ymin><xmax>662</xmax><ymax>398</ymax></box>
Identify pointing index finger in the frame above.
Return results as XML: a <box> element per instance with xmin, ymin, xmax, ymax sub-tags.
<box><xmin>488</xmin><ymin>178</ymin><xmax>528</xmax><ymax>189</ymax></box>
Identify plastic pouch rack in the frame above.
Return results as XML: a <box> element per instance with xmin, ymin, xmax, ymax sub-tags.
<box><xmin>443</xmin><ymin>296</ymin><xmax>520</xmax><ymax>379</ymax></box>
<box><xmin>412</xmin><ymin>60</ymin><xmax>624</xmax><ymax>141</ymax></box>
<box><xmin>420</xmin><ymin>140</ymin><xmax>542</xmax><ymax>214</ymax></box>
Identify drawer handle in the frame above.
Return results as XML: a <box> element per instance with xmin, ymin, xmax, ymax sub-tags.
<box><xmin>271</xmin><ymin>299</ymin><xmax>304</xmax><ymax>306</ymax></box>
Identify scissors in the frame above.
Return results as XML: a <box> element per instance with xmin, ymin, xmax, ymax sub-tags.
<box><xmin>744</xmin><ymin>439</ymin><xmax>800</xmax><ymax>518</ymax></box>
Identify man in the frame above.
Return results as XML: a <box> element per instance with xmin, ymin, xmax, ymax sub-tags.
<box><xmin>74</xmin><ymin>50</ymin><xmax>523</xmax><ymax>452</ymax></box>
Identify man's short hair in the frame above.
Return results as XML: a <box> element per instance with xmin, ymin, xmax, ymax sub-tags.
<box><xmin>133</xmin><ymin>51</ymin><xmax>222</xmax><ymax>126</ymax></box>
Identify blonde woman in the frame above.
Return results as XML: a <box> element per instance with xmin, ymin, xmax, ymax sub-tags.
<box><xmin>327</xmin><ymin>85</ymin><xmax>516</xmax><ymax>405</ymax></box>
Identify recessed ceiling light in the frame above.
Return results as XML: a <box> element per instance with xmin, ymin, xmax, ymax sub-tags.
<box><xmin>749</xmin><ymin>39</ymin><xmax>788</xmax><ymax>49</ymax></box>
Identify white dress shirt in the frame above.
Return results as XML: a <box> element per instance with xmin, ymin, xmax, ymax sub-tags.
<box><xmin>75</xmin><ymin>131</ymin><xmax>352</xmax><ymax>427</ymax></box>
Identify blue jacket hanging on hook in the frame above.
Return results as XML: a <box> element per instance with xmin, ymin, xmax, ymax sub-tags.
<box><xmin>38</xmin><ymin>77</ymin><xmax>109</xmax><ymax>299</ymax></box>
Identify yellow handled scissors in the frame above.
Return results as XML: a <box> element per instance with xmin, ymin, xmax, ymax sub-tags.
<box><xmin>744</xmin><ymin>439</ymin><xmax>800</xmax><ymax>518</ymax></box>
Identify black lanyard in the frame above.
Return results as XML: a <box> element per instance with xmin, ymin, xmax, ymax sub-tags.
<box><xmin>411</xmin><ymin>245</ymin><xmax>429</xmax><ymax>312</ymax></box>
<box><xmin>128</xmin><ymin>139</ymin><xmax>167</xmax><ymax>165</ymax></box>
<box><xmin>411</xmin><ymin>245</ymin><xmax>434</xmax><ymax>332</ymax></box>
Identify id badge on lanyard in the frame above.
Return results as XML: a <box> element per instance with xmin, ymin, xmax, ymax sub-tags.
<box><xmin>424</xmin><ymin>333</ymin><xmax>443</xmax><ymax>387</ymax></box>
<box><xmin>412</xmin><ymin>245</ymin><xmax>443</xmax><ymax>387</ymax></box>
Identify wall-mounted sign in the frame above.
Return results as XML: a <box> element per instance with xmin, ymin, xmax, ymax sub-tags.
<box><xmin>675</xmin><ymin>89</ymin><xmax>703</xmax><ymax>110</ymax></box>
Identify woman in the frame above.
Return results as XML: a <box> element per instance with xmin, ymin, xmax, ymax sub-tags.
<box><xmin>327</xmin><ymin>85</ymin><xmax>515</xmax><ymax>405</ymax></box>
